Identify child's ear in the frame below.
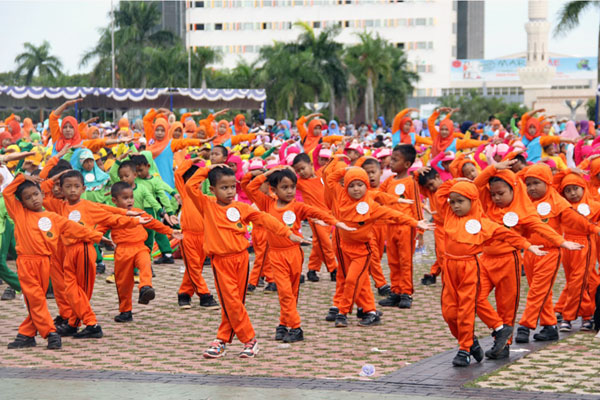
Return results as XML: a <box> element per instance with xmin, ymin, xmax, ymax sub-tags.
<box><xmin>111</xmin><ymin>197</ymin><xmax>117</xmax><ymax>204</ymax></box>
<box><xmin>209</xmin><ymin>185</ymin><xmax>216</xmax><ymax>195</ymax></box>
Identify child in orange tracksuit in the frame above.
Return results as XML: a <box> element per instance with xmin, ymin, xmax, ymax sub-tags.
<box><xmin>110</xmin><ymin>182</ymin><xmax>181</xmax><ymax>322</ymax></box>
<box><xmin>553</xmin><ymin>169</ymin><xmax>600</xmax><ymax>332</ymax></box>
<box><xmin>174</xmin><ymin>158</ymin><xmax>219</xmax><ymax>309</ymax></box>
<box><xmin>516</xmin><ymin>164</ymin><xmax>596</xmax><ymax>344</ymax></box>
<box><xmin>245</xmin><ymin>166</ymin><xmax>349</xmax><ymax>342</ymax></box>
<box><xmin>436</xmin><ymin>180</ymin><xmax>545</xmax><ymax>367</ymax></box>
<box><xmin>5</xmin><ymin>174</ymin><xmax>104</xmax><ymax>350</ymax></box>
<box><xmin>324</xmin><ymin>157</ymin><xmax>433</xmax><ymax>328</ymax></box>
<box><xmin>379</xmin><ymin>144</ymin><xmax>424</xmax><ymax>309</ymax></box>
<box><xmin>186</xmin><ymin>164</ymin><xmax>306</xmax><ymax>359</ymax></box>
<box><xmin>292</xmin><ymin>153</ymin><xmax>339</xmax><ymax>282</ymax></box>
<box><xmin>473</xmin><ymin>162</ymin><xmax>574</xmax><ymax>360</ymax></box>
<box><xmin>41</xmin><ymin>170</ymin><xmax>146</xmax><ymax>338</ymax></box>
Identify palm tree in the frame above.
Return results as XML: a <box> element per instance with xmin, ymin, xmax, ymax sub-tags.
<box><xmin>14</xmin><ymin>41</ymin><xmax>63</xmax><ymax>85</ymax></box>
<box><xmin>190</xmin><ymin>47</ymin><xmax>222</xmax><ymax>88</ymax></box>
<box><xmin>554</xmin><ymin>1</ymin><xmax>600</xmax><ymax>121</ymax></box>
<box><xmin>376</xmin><ymin>47</ymin><xmax>419</xmax><ymax>119</ymax></box>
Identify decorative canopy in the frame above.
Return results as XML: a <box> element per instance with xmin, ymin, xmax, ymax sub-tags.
<box><xmin>0</xmin><ymin>86</ymin><xmax>266</xmax><ymax>111</ymax></box>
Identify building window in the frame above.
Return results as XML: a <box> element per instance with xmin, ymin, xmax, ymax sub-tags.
<box><xmin>344</xmin><ymin>20</ymin><xmax>350</xmax><ymax>27</ymax></box>
<box><xmin>416</xmin><ymin>18</ymin><xmax>426</xmax><ymax>26</ymax></box>
<box><xmin>194</xmin><ymin>1</ymin><xmax>204</xmax><ymax>7</ymax></box>
<box><xmin>416</xmin><ymin>41</ymin><xmax>427</xmax><ymax>49</ymax></box>
<box><xmin>215</xmin><ymin>23</ymin><xmax>223</xmax><ymax>30</ymax></box>
<box><xmin>195</xmin><ymin>23</ymin><xmax>205</xmax><ymax>30</ymax></box>
<box><xmin>313</xmin><ymin>21</ymin><xmax>321</xmax><ymax>28</ymax></box>
<box><xmin>396</xmin><ymin>42</ymin><xmax>405</xmax><ymax>49</ymax></box>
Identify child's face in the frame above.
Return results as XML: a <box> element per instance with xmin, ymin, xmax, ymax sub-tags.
<box><xmin>347</xmin><ymin>179</ymin><xmax>367</xmax><ymax>200</ymax></box>
<box><xmin>82</xmin><ymin>159</ymin><xmax>94</xmax><ymax>172</ymax></box>
<box><xmin>52</xmin><ymin>181</ymin><xmax>64</xmax><ymax>199</ymax></box>
<box><xmin>448</xmin><ymin>192</ymin><xmax>471</xmax><ymax>217</ymax></box>
<box><xmin>23</xmin><ymin>161</ymin><xmax>37</xmax><ymax>173</ymax></box>
<box><xmin>545</xmin><ymin>145</ymin><xmax>557</xmax><ymax>156</ymax></box>
<box><xmin>317</xmin><ymin>156</ymin><xmax>329</xmax><ymax>166</ymax></box>
<box><xmin>543</xmin><ymin>124</ymin><xmax>551</xmax><ymax>134</ymax></box>
<box><xmin>273</xmin><ymin>177</ymin><xmax>296</xmax><ymax>203</ymax></box>
<box><xmin>312</xmin><ymin>125</ymin><xmax>321</xmax><ymax>136</ymax></box>
<box><xmin>62</xmin><ymin>122</ymin><xmax>75</xmax><ymax>140</ymax></box>
<box><xmin>210</xmin><ymin>175</ymin><xmax>237</xmax><ymax>206</ymax></box>
<box><xmin>1</xmin><ymin>138</ymin><xmax>11</xmax><ymax>147</ymax></box>
<box><xmin>241</xmin><ymin>147</ymin><xmax>250</xmax><ymax>155</ymax></box>
<box><xmin>200</xmin><ymin>148</ymin><xmax>210</xmax><ymax>160</ymax></box>
<box><xmin>62</xmin><ymin>176</ymin><xmax>85</xmax><ymax>204</ymax></box>
<box><xmin>528</xmin><ymin>125</ymin><xmax>537</xmax><ymax>136</ymax></box>
<box><xmin>96</xmin><ymin>158</ymin><xmax>104</xmax><ymax>170</ymax></box>
<box><xmin>346</xmin><ymin>149</ymin><xmax>360</xmax><ymax>161</ymax></box>
<box><xmin>210</xmin><ymin>149</ymin><xmax>227</xmax><ymax>165</ymax></box>
<box><xmin>441</xmin><ymin>160</ymin><xmax>451</xmax><ymax>171</ymax></box>
<box><xmin>136</xmin><ymin>163</ymin><xmax>150</xmax><ymax>179</ymax></box>
<box><xmin>563</xmin><ymin>184</ymin><xmax>584</xmax><ymax>204</ymax></box>
<box><xmin>113</xmin><ymin>188</ymin><xmax>135</xmax><ymax>210</ymax></box>
<box><xmin>390</xmin><ymin>152</ymin><xmax>411</xmax><ymax>174</ymax></box>
<box><xmin>227</xmin><ymin>162</ymin><xmax>238</xmax><ymax>171</ymax></box>
<box><xmin>489</xmin><ymin>181</ymin><xmax>514</xmax><ymax>208</ymax></box>
<box><xmin>155</xmin><ymin>126</ymin><xmax>166</xmax><ymax>141</ymax></box>
<box><xmin>293</xmin><ymin>161</ymin><xmax>314</xmax><ymax>180</ymax></box>
<box><xmin>362</xmin><ymin>163</ymin><xmax>382</xmax><ymax>188</ymax></box>
<box><xmin>461</xmin><ymin>163</ymin><xmax>478</xmax><ymax>181</ymax></box>
<box><xmin>118</xmin><ymin>166</ymin><xmax>137</xmax><ymax>186</ymax></box>
<box><xmin>440</xmin><ymin>124</ymin><xmax>450</xmax><ymax>138</ymax></box>
<box><xmin>172</xmin><ymin>128</ymin><xmax>182</xmax><ymax>139</ymax></box>
<box><xmin>424</xmin><ymin>177</ymin><xmax>442</xmax><ymax>193</ymax></box>
<box><xmin>21</xmin><ymin>186</ymin><xmax>44</xmax><ymax>211</ymax></box>
<box><xmin>512</xmin><ymin>160</ymin><xmax>526</xmax><ymax>173</ymax></box>
<box><xmin>402</xmin><ymin>121</ymin><xmax>411</xmax><ymax>134</ymax></box>
<box><xmin>259</xmin><ymin>180</ymin><xmax>270</xmax><ymax>195</ymax></box>
<box><xmin>218</xmin><ymin>125</ymin><xmax>227</xmax><ymax>135</ymax></box>
<box><xmin>380</xmin><ymin>156</ymin><xmax>391</xmax><ymax>168</ymax></box>
<box><xmin>525</xmin><ymin>177</ymin><xmax>547</xmax><ymax>200</ymax></box>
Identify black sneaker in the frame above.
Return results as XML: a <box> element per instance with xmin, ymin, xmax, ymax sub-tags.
<box><xmin>533</xmin><ymin>325</ymin><xmax>559</xmax><ymax>341</ymax></box>
<box><xmin>452</xmin><ymin>350</ymin><xmax>471</xmax><ymax>367</ymax></box>
<box><xmin>300</xmin><ymin>274</ymin><xmax>305</xmax><ymax>284</ymax></box>
<box><xmin>307</xmin><ymin>270</ymin><xmax>319</xmax><ymax>282</ymax></box>
<box><xmin>486</xmin><ymin>344</ymin><xmax>510</xmax><ymax>360</ymax></box>
<box><xmin>178</xmin><ymin>293</ymin><xmax>192</xmax><ymax>309</ymax></box>
<box><xmin>7</xmin><ymin>333</ymin><xmax>36</xmax><ymax>349</ymax></box>
<box><xmin>138</xmin><ymin>286</ymin><xmax>156</xmax><ymax>304</ymax></box>
<box><xmin>247</xmin><ymin>284</ymin><xmax>256</xmax><ymax>294</ymax></box>
<box><xmin>398</xmin><ymin>294</ymin><xmax>413</xmax><ymax>309</ymax></box>
<box><xmin>257</xmin><ymin>277</ymin><xmax>265</xmax><ymax>287</ymax></box>
<box><xmin>56</xmin><ymin>323</ymin><xmax>78</xmax><ymax>337</ymax></box>
<box><xmin>1</xmin><ymin>287</ymin><xmax>15</xmax><ymax>300</ymax></box>
<box><xmin>73</xmin><ymin>324</ymin><xmax>103</xmax><ymax>339</ymax></box>
<box><xmin>379</xmin><ymin>293</ymin><xmax>402</xmax><ymax>307</ymax></box>
<box><xmin>96</xmin><ymin>262</ymin><xmax>106</xmax><ymax>274</ymax></box>
<box><xmin>559</xmin><ymin>321</ymin><xmax>572</xmax><ymax>332</ymax></box>
<box><xmin>114</xmin><ymin>311</ymin><xmax>133</xmax><ymax>323</ymax></box>
<box><xmin>487</xmin><ymin>325</ymin><xmax>513</xmax><ymax>358</ymax></box>
<box><xmin>581</xmin><ymin>320</ymin><xmax>594</xmax><ymax>331</ymax></box>
<box><xmin>330</xmin><ymin>269</ymin><xmax>337</xmax><ymax>282</ymax></box>
<box><xmin>335</xmin><ymin>314</ymin><xmax>348</xmax><ymax>328</ymax></box>
<box><xmin>470</xmin><ymin>337</ymin><xmax>484</xmax><ymax>363</ymax></box>
<box><xmin>200</xmin><ymin>294</ymin><xmax>219</xmax><ymax>308</ymax></box>
<box><xmin>377</xmin><ymin>284</ymin><xmax>391</xmax><ymax>297</ymax></box>
<box><xmin>47</xmin><ymin>332</ymin><xmax>62</xmax><ymax>350</ymax></box>
<box><xmin>203</xmin><ymin>257</ymin><xmax>211</xmax><ymax>266</ymax></box>
<box><xmin>556</xmin><ymin>312</ymin><xmax>563</xmax><ymax>323</ymax></box>
<box><xmin>283</xmin><ymin>327</ymin><xmax>304</xmax><ymax>343</ymax></box>
<box><xmin>515</xmin><ymin>326</ymin><xmax>530</xmax><ymax>343</ymax></box>
<box><xmin>358</xmin><ymin>313</ymin><xmax>381</xmax><ymax>327</ymax></box>
<box><xmin>46</xmin><ymin>286</ymin><xmax>54</xmax><ymax>299</ymax></box>
<box><xmin>421</xmin><ymin>274</ymin><xmax>436</xmax><ymax>285</ymax></box>
<box><xmin>154</xmin><ymin>255</ymin><xmax>174</xmax><ymax>264</ymax></box>
<box><xmin>275</xmin><ymin>325</ymin><xmax>289</xmax><ymax>341</ymax></box>
<box><xmin>264</xmin><ymin>282</ymin><xmax>277</xmax><ymax>293</ymax></box>
<box><xmin>53</xmin><ymin>315</ymin><xmax>66</xmax><ymax>328</ymax></box>
<box><xmin>325</xmin><ymin>307</ymin><xmax>339</xmax><ymax>322</ymax></box>
<box><xmin>357</xmin><ymin>308</ymin><xmax>383</xmax><ymax>319</ymax></box>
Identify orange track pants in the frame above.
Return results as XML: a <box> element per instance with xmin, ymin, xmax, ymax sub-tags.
<box><xmin>520</xmin><ymin>248</ymin><xmax>560</xmax><ymax>329</ymax></box>
<box><xmin>442</xmin><ymin>255</ymin><xmax>480</xmax><ymax>351</ymax></box>
<box><xmin>63</xmin><ymin>242</ymin><xmax>97</xmax><ymax>327</ymax></box>
<box><xmin>115</xmin><ymin>244</ymin><xmax>153</xmax><ymax>313</ymax></box>
<box><xmin>212</xmin><ymin>251</ymin><xmax>255</xmax><ymax>344</ymax></box>
<box><xmin>387</xmin><ymin>225</ymin><xmax>415</xmax><ymax>295</ymax></box>
<box><xmin>369</xmin><ymin>224</ymin><xmax>388</xmax><ymax>288</ymax></box>
<box><xmin>270</xmin><ymin>246</ymin><xmax>304</xmax><ymax>328</ymax></box>
<box><xmin>17</xmin><ymin>255</ymin><xmax>55</xmax><ymax>338</ymax></box>
<box><xmin>248</xmin><ymin>227</ymin><xmax>272</xmax><ymax>286</ymax></box>
<box><xmin>178</xmin><ymin>231</ymin><xmax>210</xmax><ymax>297</ymax></box>
<box><xmin>49</xmin><ymin>242</ymin><xmax>72</xmax><ymax>321</ymax></box>
<box><xmin>429</xmin><ymin>226</ymin><xmax>445</xmax><ymax>276</ymax></box>
<box><xmin>307</xmin><ymin>222</ymin><xmax>338</xmax><ymax>273</ymax></box>
<box><xmin>337</xmin><ymin>239</ymin><xmax>375</xmax><ymax>315</ymax></box>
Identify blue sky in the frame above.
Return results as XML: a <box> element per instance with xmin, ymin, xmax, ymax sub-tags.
<box><xmin>0</xmin><ymin>0</ymin><xmax>597</xmax><ymax>75</ymax></box>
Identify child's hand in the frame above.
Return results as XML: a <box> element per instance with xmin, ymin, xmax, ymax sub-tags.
<box><xmin>174</xmin><ymin>193</ymin><xmax>182</xmax><ymax>205</ymax></box>
<box><xmin>335</xmin><ymin>222</ymin><xmax>356</xmax><ymax>232</ymax></box>
<box><xmin>100</xmin><ymin>237</ymin><xmax>115</xmax><ymax>247</ymax></box>
<box><xmin>56</xmin><ymin>144</ymin><xmax>72</xmax><ymax>158</ymax></box>
<box><xmin>416</xmin><ymin>220</ymin><xmax>435</xmax><ymax>231</ymax></box>
<box><xmin>172</xmin><ymin>230</ymin><xmax>183</xmax><ymax>240</ymax></box>
<box><xmin>561</xmin><ymin>240</ymin><xmax>584</xmax><ymax>251</ymax></box>
<box><xmin>288</xmin><ymin>233</ymin><xmax>310</xmax><ymax>245</ymax></box>
<box><xmin>137</xmin><ymin>216</ymin><xmax>153</xmax><ymax>225</ymax></box>
<box><xmin>397</xmin><ymin>198</ymin><xmax>415</xmax><ymax>204</ymax></box>
<box><xmin>527</xmin><ymin>245</ymin><xmax>548</xmax><ymax>257</ymax></box>
<box><xmin>165</xmin><ymin>214</ymin><xmax>179</xmax><ymax>226</ymax></box>
<box><xmin>494</xmin><ymin>159</ymin><xmax>517</xmax><ymax>170</ymax></box>
<box><xmin>23</xmin><ymin>174</ymin><xmax>43</xmax><ymax>184</ymax></box>
<box><xmin>126</xmin><ymin>210</ymin><xmax>143</xmax><ymax>217</ymax></box>
<box><xmin>417</xmin><ymin>166</ymin><xmax>431</xmax><ymax>175</ymax></box>
<box><xmin>312</xmin><ymin>219</ymin><xmax>327</xmax><ymax>227</ymax></box>
<box><xmin>209</xmin><ymin>163</ymin><xmax>228</xmax><ymax>170</ymax></box>
<box><xmin>570</xmin><ymin>167</ymin><xmax>588</xmax><ymax>176</ymax></box>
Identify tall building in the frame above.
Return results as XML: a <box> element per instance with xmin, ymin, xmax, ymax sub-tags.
<box><xmin>456</xmin><ymin>0</ymin><xmax>484</xmax><ymax>59</ymax></box>
<box><xmin>157</xmin><ymin>0</ymin><xmax>186</xmax><ymax>39</ymax></box>
<box><xmin>185</xmin><ymin>0</ymin><xmax>463</xmax><ymax>97</ymax></box>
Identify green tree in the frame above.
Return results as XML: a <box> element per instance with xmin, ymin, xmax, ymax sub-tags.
<box><xmin>586</xmin><ymin>98</ymin><xmax>596</xmax><ymax>121</ymax></box>
<box><xmin>14</xmin><ymin>41</ymin><xmax>63</xmax><ymax>85</ymax></box>
<box><xmin>439</xmin><ymin>89</ymin><xmax>522</xmax><ymax>126</ymax></box>
<box><xmin>376</xmin><ymin>47</ymin><xmax>419</xmax><ymax>120</ymax></box>
<box><xmin>189</xmin><ymin>47</ymin><xmax>222</xmax><ymax>88</ymax></box>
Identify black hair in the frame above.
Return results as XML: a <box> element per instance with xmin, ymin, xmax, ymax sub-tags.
<box><xmin>267</xmin><ymin>169</ymin><xmax>297</xmax><ymax>188</ymax></box>
<box><xmin>514</xmin><ymin>154</ymin><xmax>527</xmax><ymax>164</ymax></box>
<box><xmin>60</xmin><ymin>170</ymin><xmax>84</xmax><ymax>186</ymax></box>
<box><xmin>292</xmin><ymin>153</ymin><xmax>311</xmax><ymax>166</ymax></box>
<box><xmin>208</xmin><ymin>166</ymin><xmax>235</xmax><ymax>186</ymax></box>
<box><xmin>362</xmin><ymin>158</ymin><xmax>381</xmax><ymax>169</ymax></box>
<box><xmin>212</xmin><ymin>145</ymin><xmax>228</xmax><ymax>158</ymax></box>
<box><xmin>111</xmin><ymin>181</ymin><xmax>132</xmax><ymax>198</ymax></box>
<box><xmin>417</xmin><ymin>168</ymin><xmax>439</xmax><ymax>186</ymax></box>
<box><xmin>15</xmin><ymin>180</ymin><xmax>41</xmax><ymax>201</ymax></box>
<box><xmin>130</xmin><ymin>154</ymin><xmax>150</xmax><ymax>167</ymax></box>
<box><xmin>392</xmin><ymin>144</ymin><xmax>417</xmax><ymax>164</ymax></box>
<box><xmin>47</xmin><ymin>160</ymin><xmax>73</xmax><ymax>179</ymax></box>
<box><xmin>118</xmin><ymin>160</ymin><xmax>137</xmax><ymax>174</ymax></box>
<box><xmin>488</xmin><ymin>176</ymin><xmax>513</xmax><ymax>191</ymax></box>
<box><xmin>182</xmin><ymin>165</ymin><xmax>200</xmax><ymax>183</ymax></box>
<box><xmin>30</xmin><ymin>169</ymin><xmax>41</xmax><ymax>177</ymax></box>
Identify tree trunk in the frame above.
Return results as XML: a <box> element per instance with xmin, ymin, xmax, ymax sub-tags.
<box><xmin>366</xmin><ymin>73</ymin><xmax>375</xmax><ymax>124</ymax></box>
<box><xmin>329</xmin><ymin>86</ymin><xmax>335</xmax><ymax>120</ymax></box>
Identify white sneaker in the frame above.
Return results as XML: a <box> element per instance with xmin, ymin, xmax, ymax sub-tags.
<box><xmin>239</xmin><ymin>339</ymin><xmax>259</xmax><ymax>358</ymax></box>
<box><xmin>595</xmin><ymin>330</ymin><xmax>600</xmax><ymax>341</ymax></box>
<box><xmin>179</xmin><ymin>265</ymin><xmax>186</xmax><ymax>274</ymax></box>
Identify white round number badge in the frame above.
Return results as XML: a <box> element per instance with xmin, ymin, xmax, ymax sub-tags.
<box><xmin>85</xmin><ymin>173</ymin><xmax>95</xmax><ymax>183</ymax></box>
<box><xmin>356</xmin><ymin>201</ymin><xmax>369</xmax><ymax>215</ymax></box>
<box><xmin>68</xmin><ymin>210</ymin><xmax>81</xmax><ymax>222</ymax></box>
<box><xmin>395</xmin><ymin>184</ymin><xmax>406</xmax><ymax>196</ymax></box>
<box><xmin>537</xmin><ymin>202</ymin><xmax>551</xmax><ymax>216</ymax></box>
<box><xmin>38</xmin><ymin>217</ymin><xmax>52</xmax><ymax>232</ymax></box>
<box><xmin>465</xmin><ymin>219</ymin><xmax>482</xmax><ymax>234</ymax></box>
<box><xmin>282</xmin><ymin>210</ymin><xmax>296</xmax><ymax>225</ymax></box>
<box><xmin>577</xmin><ymin>203</ymin><xmax>591</xmax><ymax>217</ymax></box>
<box><xmin>226</xmin><ymin>207</ymin><xmax>241</xmax><ymax>222</ymax></box>
<box><xmin>502</xmin><ymin>211</ymin><xmax>519</xmax><ymax>227</ymax></box>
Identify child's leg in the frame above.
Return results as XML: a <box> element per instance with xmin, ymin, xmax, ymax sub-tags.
<box><xmin>307</xmin><ymin>222</ymin><xmax>338</xmax><ymax>273</ymax></box>
<box><xmin>455</xmin><ymin>258</ymin><xmax>479</xmax><ymax>351</ymax></box>
<box><xmin>135</xmin><ymin>248</ymin><xmax>153</xmax><ymax>289</ymax></box>
<box><xmin>212</xmin><ymin>252</ymin><xmax>255</xmax><ymax>343</ymax></box>
<box><xmin>17</xmin><ymin>256</ymin><xmax>54</xmax><ymax>338</ymax></box>
<box><xmin>492</xmin><ymin>251</ymin><xmax>521</xmax><ymax>331</ymax></box>
<box><xmin>475</xmin><ymin>254</ymin><xmax>504</xmax><ymax>330</ymax></box>
<box><xmin>332</xmin><ymin>229</ymin><xmax>346</xmax><ymax>308</ymax></box>
<box><xmin>114</xmin><ymin>247</ymin><xmax>135</xmax><ymax>313</ymax></box>
<box><xmin>271</xmin><ymin>247</ymin><xmax>303</xmax><ymax>328</ymax></box>
<box><xmin>248</xmin><ymin>229</ymin><xmax>269</xmax><ymax>286</ymax></box>
<box><xmin>387</xmin><ymin>225</ymin><xmax>415</xmax><ymax>296</ymax></box>
<box><xmin>441</xmin><ymin>261</ymin><xmax>460</xmax><ymax>342</ymax></box>
<box><xmin>143</xmin><ymin>208</ymin><xmax>156</xmax><ymax>252</ymax></box>
<box><xmin>0</xmin><ymin>221</ymin><xmax>20</xmax><ymax>291</ymax></box>
<box><xmin>50</xmin><ymin>253</ymin><xmax>73</xmax><ymax>321</ymax></box>
<box><xmin>429</xmin><ymin>226</ymin><xmax>445</xmax><ymax>277</ymax></box>
<box><xmin>561</xmin><ymin>237</ymin><xmax>593</xmax><ymax>321</ymax></box>
<box><xmin>64</xmin><ymin>243</ymin><xmax>98</xmax><ymax>327</ymax></box>
<box><xmin>369</xmin><ymin>226</ymin><xmax>387</xmax><ymax>288</ymax></box>
<box><xmin>155</xmin><ymin>232</ymin><xmax>173</xmax><ymax>256</ymax></box>
<box><xmin>338</xmin><ymin>242</ymin><xmax>371</xmax><ymax>315</ymax></box>
<box><xmin>178</xmin><ymin>232</ymin><xmax>209</xmax><ymax>296</ymax></box>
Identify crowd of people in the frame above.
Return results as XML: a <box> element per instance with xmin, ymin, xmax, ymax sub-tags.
<box><xmin>1</xmin><ymin>98</ymin><xmax>599</xmax><ymax>367</ymax></box>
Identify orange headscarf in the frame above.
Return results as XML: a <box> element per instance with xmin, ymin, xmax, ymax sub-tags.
<box><xmin>392</xmin><ymin>109</ymin><xmax>413</xmax><ymax>144</ymax></box>
<box><xmin>302</xmin><ymin>119</ymin><xmax>324</xmax><ymax>155</ymax></box>
<box><xmin>432</xmin><ymin>118</ymin><xmax>455</xmax><ymax>157</ymax></box>
<box><xmin>523</xmin><ymin>163</ymin><xmax>570</xmax><ymax>218</ymax></box>
<box><xmin>147</xmin><ymin>119</ymin><xmax>170</xmax><ymax>158</ymax></box>
<box><xmin>479</xmin><ymin>169</ymin><xmax>537</xmax><ymax>224</ymax></box>
<box><xmin>234</xmin><ymin>114</ymin><xmax>248</xmax><ymax>135</ymax></box>
<box><xmin>184</xmin><ymin>119</ymin><xmax>197</xmax><ymax>135</ymax></box>
<box><xmin>213</xmin><ymin>120</ymin><xmax>232</xmax><ymax>145</ymax></box>
<box><xmin>118</xmin><ymin>117</ymin><xmax>129</xmax><ymax>129</ymax></box>
<box><xmin>55</xmin><ymin>116</ymin><xmax>82</xmax><ymax>152</ymax></box>
<box><xmin>336</xmin><ymin>167</ymin><xmax>374</xmax><ymax>223</ymax></box>
<box><xmin>22</xmin><ymin>118</ymin><xmax>33</xmax><ymax>136</ymax></box>
<box><xmin>449</xmin><ymin>153</ymin><xmax>477</xmax><ymax>178</ymax></box>
<box><xmin>554</xmin><ymin>170</ymin><xmax>599</xmax><ymax>214</ymax></box>
<box><xmin>524</xmin><ymin>117</ymin><xmax>541</xmax><ymax>141</ymax></box>
<box><xmin>168</xmin><ymin>121</ymin><xmax>183</xmax><ymax>138</ymax></box>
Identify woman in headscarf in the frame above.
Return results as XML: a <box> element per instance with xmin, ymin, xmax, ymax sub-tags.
<box><xmin>391</xmin><ymin>108</ymin><xmax>431</xmax><ymax>147</ymax></box>
<box><xmin>428</xmin><ymin>107</ymin><xmax>487</xmax><ymax>158</ymax></box>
